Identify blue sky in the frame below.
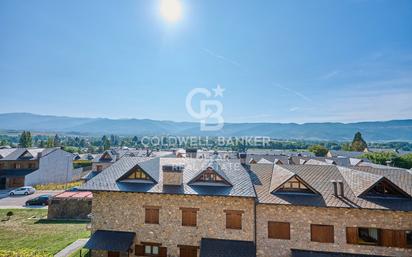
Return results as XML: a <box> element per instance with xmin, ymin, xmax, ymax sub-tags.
<box><xmin>0</xmin><ymin>0</ymin><xmax>411</xmax><ymax>123</ymax></box>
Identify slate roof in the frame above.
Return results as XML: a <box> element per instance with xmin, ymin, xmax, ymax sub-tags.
<box><xmin>199</xmin><ymin>238</ymin><xmax>256</xmax><ymax>257</ymax></box>
<box><xmin>250</xmin><ymin>164</ymin><xmax>412</xmax><ymax>211</ymax></box>
<box><xmin>0</xmin><ymin>169</ymin><xmax>37</xmax><ymax>177</ymax></box>
<box><xmin>84</xmin><ymin>230</ymin><xmax>135</xmax><ymax>252</ymax></box>
<box><xmin>92</xmin><ymin>150</ymin><xmax>117</xmax><ymax>163</ymax></box>
<box><xmin>0</xmin><ymin>149</ymin><xmax>15</xmax><ymax>159</ymax></box>
<box><xmin>80</xmin><ymin>157</ymin><xmax>255</xmax><ymax>198</ymax></box>
<box><xmin>291</xmin><ymin>249</ymin><xmax>391</xmax><ymax>257</ymax></box>
<box><xmin>328</xmin><ymin>150</ymin><xmax>364</xmax><ymax>158</ymax></box>
<box><xmin>0</xmin><ymin>148</ymin><xmax>59</xmax><ymax>161</ymax></box>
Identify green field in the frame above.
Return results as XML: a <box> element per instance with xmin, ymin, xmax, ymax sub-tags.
<box><xmin>0</xmin><ymin>209</ymin><xmax>90</xmax><ymax>257</ymax></box>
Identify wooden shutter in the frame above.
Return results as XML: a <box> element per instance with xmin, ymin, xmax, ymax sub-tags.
<box><xmin>382</xmin><ymin>229</ymin><xmax>407</xmax><ymax>248</ymax></box>
<box><xmin>145</xmin><ymin>207</ymin><xmax>160</xmax><ymax>224</ymax></box>
<box><xmin>179</xmin><ymin>246</ymin><xmax>198</xmax><ymax>257</ymax></box>
<box><xmin>159</xmin><ymin>247</ymin><xmax>167</xmax><ymax>257</ymax></box>
<box><xmin>108</xmin><ymin>252</ymin><xmax>120</xmax><ymax>257</ymax></box>
<box><xmin>135</xmin><ymin>245</ymin><xmax>145</xmax><ymax>256</ymax></box>
<box><xmin>225</xmin><ymin>210</ymin><xmax>243</xmax><ymax>229</ymax></box>
<box><xmin>268</xmin><ymin>222</ymin><xmax>290</xmax><ymax>239</ymax></box>
<box><xmin>346</xmin><ymin>227</ymin><xmax>358</xmax><ymax>244</ymax></box>
<box><xmin>181</xmin><ymin>208</ymin><xmax>198</xmax><ymax>227</ymax></box>
<box><xmin>311</xmin><ymin>224</ymin><xmax>334</xmax><ymax>243</ymax></box>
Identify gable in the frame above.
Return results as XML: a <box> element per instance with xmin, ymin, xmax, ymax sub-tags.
<box><xmin>362</xmin><ymin>177</ymin><xmax>410</xmax><ymax>198</ymax></box>
<box><xmin>100</xmin><ymin>152</ymin><xmax>113</xmax><ymax>161</ymax></box>
<box><xmin>19</xmin><ymin>150</ymin><xmax>34</xmax><ymax>159</ymax></box>
<box><xmin>273</xmin><ymin>175</ymin><xmax>318</xmax><ymax>195</ymax></box>
<box><xmin>118</xmin><ymin>165</ymin><xmax>155</xmax><ymax>183</ymax></box>
<box><xmin>189</xmin><ymin>163</ymin><xmax>232</xmax><ymax>186</ymax></box>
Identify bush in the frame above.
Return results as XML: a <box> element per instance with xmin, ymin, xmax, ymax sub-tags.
<box><xmin>0</xmin><ymin>249</ymin><xmax>52</xmax><ymax>257</ymax></box>
<box><xmin>34</xmin><ymin>181</ymin><xmax>83</xmax><ymax>190</ymax></box>
<box><xmin>6</xmin><ymin>211</ymin><xmax>13</xmax><ymax>217</ymax></box>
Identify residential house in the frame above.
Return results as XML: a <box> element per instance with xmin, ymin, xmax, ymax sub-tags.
<box><xmin>250</xmin><ymin>163</ymin><xmax>412</xmax><ymax>257</ymax></box>
<box><xmin>79</xmin><ymin>156</ymin><xmax>412</xmax><ymax>257</ymax></box>
<box><xmin>0</xmin><ymin>148</ymin><xmax>74</xmax><ymax>189</ymax></box>
<box><xmin>80</xmin><ymin>157</ymin><xmax>256</xmax><ymax>257</ymax></box>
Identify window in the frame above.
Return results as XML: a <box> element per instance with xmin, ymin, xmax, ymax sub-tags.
<box><xmin>198</xmin><ymin>169</ymin><xmax>224</xmax><ymax>182</ymax></box>
<box><xmin>366</xmin><ymin>180</ymin><xmax>406</xmax><ymax>198</ymax></box>
<box><xmin>128</xmin><ymin>170</ymin><xmax>150</xmax><ymax>180</ymax></box>
<box><xmin>14</xmin><ymin>163</ymin><xmax>21</xmax><ymax>169</ymax></box>
<box><xmin>311</xmin><ymin>224</ymin><xmax>334</xmax><ymax>243</ymax></box>
<box><xmin>225</xmin><ymin>210</ymin><xmax>243</xmax><ymax>230</ymax></box>
<box><xmin>358</xmin><ymin>227</ymin><xmax>380</xmax><ymax>245</ymax></box>
<box><xmin>145</xmin><ymin>206</ymin><xmax>160</xmax><ymax>224</ymax></box>
<box><xmin>277</xmin><ymin>177</ymin><xmax>313</xmax><ymax>193</ymax></box>
<box><xmin>96</xmin><ymin>165</ymin><xmax>103</xmax><ymax>172</ymax></box>
<box><xmin>347</xmin><ymin>227</ymin><xmax>410</xmax><ymax>248</ymax></box>
<box><xmin>407</xmin><ymin>231</ymin><xmax>412</xmax><ymax>248</ymax></box>
<box><xmin>268</xmin><ymin>222</ymin><xmax>290</xmax><ymax>240</ymax></box>
<box><xmin>108</xmin><ymin>251</ymin><xmax>119</xmax><ymax>257</ymax></box>
<box><xmin>178</xmin><ymin>245</ymin><xmax>198</xmax><ymax>257</ymax></box>
<box><xmin>180</xmin><ymin>207</ymin><xmax>198</xmax><ymax>227</ymax></box>
<box><xmin>135</xmin><ymin>243</ymin><xmax>167</xmax><ymax>257</ymax></box>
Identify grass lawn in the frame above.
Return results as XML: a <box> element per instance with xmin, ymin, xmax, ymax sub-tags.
<box><xmin>0</xmin><ymin>209</ymin><xmax>90</xmax><ymax>257</ymax></box>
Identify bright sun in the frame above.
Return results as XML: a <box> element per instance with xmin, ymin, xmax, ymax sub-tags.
<box><xmin>160</xmin><ymin>0</ymin><xmax>182</xmax><ymax>23</ymax></box>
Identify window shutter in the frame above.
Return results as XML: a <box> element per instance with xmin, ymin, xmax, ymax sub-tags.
<box><xmin>226</xmin><ymin>212</ymin><xmax>232</xmax><ymax>229</ymax></box>
<box><xmin>393</xmin><ymin>230</ymin><xmax>407</xmax><ymax>248</ymax></box>
<box><xmin>346</xmin><ymin>227</ymin><xmax>358</xmax><ymax>244</ymax></box>
<box><xmin>135</xmin><ymin>245</ymin><xmax>145</xmax><ymax>256</ymax></box>
<box><xmin>159</xmin><ymin>247</ymin><xmax>167</xmax><ymax>257</ymax></box>
<box><xmin>311</xmin><ymin>224</ymin><xmax>334</xmax><ymax>243</ymax></box>
<box><xmin>381</xmin><ymin>229</ymin><xmax>394</xmax><ymax>247</ymax></box>
<box><xmin>268</xmin><ymin>222</ymin><xmax>290</xmax><ymax>240</ymax></box>
<box><xmin>153</xmin><ymin>209</ymin><xmax>159</xmax><ymax>224</ymax></box>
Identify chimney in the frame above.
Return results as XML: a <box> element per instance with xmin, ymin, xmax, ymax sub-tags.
<box><xmin>186</xmin><ymin>148</ymin><xmax>198</xmax><ymax>158</ymax></box>
<box><xmin>162</xmin><ymin>164</ymin><xmax>184</xmax><ymax>186</ymax></box>
<box><xmin>288</xmin><ymin>157</ymin><xmax>293</xmax><ymax>165</ymax></box>
<box><xmin>338</xmin><ymin>180</ymin><xmax>344</xmax><ymax>197</ymax></box>
<box><xmin>37</xmin><ymin>152</ymin><xmax>43</xmax><ymax>159</ymax></box>
<box><xmin>331</xmin><ymin>180</ymin><xmax>338</xmax><ymax>196</ymax></box>
<box><xmin>239</xmin><ymin>152</ymin><xmax>247</xmax><ymax>165</ymax></box>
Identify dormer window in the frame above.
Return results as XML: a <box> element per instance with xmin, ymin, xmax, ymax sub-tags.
<box><xmin>128</xmin><ymin>170</ymin><xmax>150</xmax><ymax>180</ymax></box>
<box><xmin>277</xmin><ymin>177</ymin><xmax>313</xmax><ymax>193</ymax></box>
<box><xmin>198</xmin><ymin>168</ymin><xmax>224</xmax><ymax>182</ymax></box>
<box><xmin>118</xmin><ymin>165</ymin><xmax>154</xmax><ymax>183</ymax></box>
<box><xmin>189</xmin><ymin>163</ymin><xmax>232</xmax><ymax>186</ymax></box>
<box><xmin>101</xmin><ymin>152</ymin><xmax>112</xmax><ymax>161</ymax></box>
<box><xmin>365</xmin><ymin>179</ymin><xmax>408</xmax><ymax>198</ymax></box>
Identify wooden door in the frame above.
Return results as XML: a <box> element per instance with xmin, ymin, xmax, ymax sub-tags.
<box><xmin>108</xmin><ymin>251</ymin><xmax>120</xmax><ymax>257</ymax></box>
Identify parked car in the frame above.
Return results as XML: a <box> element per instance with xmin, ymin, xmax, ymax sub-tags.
<box><xmin>25</xmin><ymin>195</ymin><xmax>52</xmax><ymax>206</ymax></box>
<box><xmin>9</xmin><ymin>186</ymin><xmax>36</xmax><ymax>196</ymax></box>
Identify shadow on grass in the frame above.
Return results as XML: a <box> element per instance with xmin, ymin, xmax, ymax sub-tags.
<box><xmin>35</xmin><ymin>219</ymin><xmax>90</xmax><ymax>224</ymax></box>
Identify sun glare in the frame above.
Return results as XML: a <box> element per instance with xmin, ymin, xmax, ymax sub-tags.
<box><xmin>160</xmin><ymin>0</ymin><xmax>182</xmax><ymax>23</ymax></box>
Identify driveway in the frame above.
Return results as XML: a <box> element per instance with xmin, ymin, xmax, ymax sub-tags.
<box><xmin>0</xmin><ymin>190</ymin><xmax>63</xmax><ymax>209</ymax></box>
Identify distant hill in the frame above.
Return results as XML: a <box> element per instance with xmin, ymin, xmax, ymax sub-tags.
<box><xmin>1</xmin><ymin>113</ymin><xmax>412</xmax><ymax>141</ymax></box>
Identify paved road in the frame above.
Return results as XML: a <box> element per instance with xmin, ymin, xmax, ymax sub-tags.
<box><xmin>0</xmin><ymin>190</ymin><xmax>63</xmax><ymax>209</ymax></box>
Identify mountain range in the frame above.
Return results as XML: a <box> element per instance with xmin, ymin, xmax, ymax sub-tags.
<box><xmin>1</xmin><ymin>113</ymin><xmax>412</xmax><ymax>141</ymax></box>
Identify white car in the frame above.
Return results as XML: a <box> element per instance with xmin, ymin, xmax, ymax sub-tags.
<box><xmin>9</xmin><ymin>186</ymin><xmax>36</xmax><ymax>196</ymax></box>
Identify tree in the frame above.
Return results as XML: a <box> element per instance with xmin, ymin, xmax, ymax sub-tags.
<box><xmin>101</xmin><ymin>135</ymin><xmax>110</xmax><ymax>150</ymax></box>
<box><xmin>308</xmin><ymin>144</ymin><xmax>329</xmax><ymax>157</ymax></box>
<box><xmin>361</xmin><ymin>152</ymin><xmax>398</xmax><ymax>166</ymax></box>
<box><xmin>53</xmin><ymin>134</ymin><xmax>61</xmax><ymax>147</ymax></box>
<box><xmin>46</xmin><ymin>137</ymin><xmax>54</xmax><ymax>148</ymax></box>
<box><xmin>351</xmin><ymin>132</ymin><xmax>368</xmax><ymax>152</ymax></box>
<box><xmin>19</xmin><ymin>131</ymin><xmax>32</xmax><ymax>147</ymax></box>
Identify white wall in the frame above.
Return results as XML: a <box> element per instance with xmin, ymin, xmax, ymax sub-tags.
<box><xmin>25</xmin><ymin>149</ymin><xmax>74</xmax><ymax>186</ymax></box>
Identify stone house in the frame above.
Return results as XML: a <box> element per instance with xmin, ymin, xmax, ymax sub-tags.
<box><xmin>250</xmin><ymin>163</ymin><xmax>412</xmax><ymax>257</ymax></box>
<box><xmin>80</xmin><ymin>157</ymin><xmax>256</xmax><ymax>257</ymax></box>
<box><xmin>0</xmin><ymin>147</ymin><xmax>74</xmax><ymax>189</ymax></box>
<box><xmin>48</xmin><ymin>191</ymin><xmax>93</xmax><ymax>220</ymax></box>
<box><xmin>79</xmin><ymin>156</ymin><xmax>412</xmax><ymax>257</ymax></box>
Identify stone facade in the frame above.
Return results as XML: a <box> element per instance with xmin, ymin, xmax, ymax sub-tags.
<box><xmin>47</xmin><ymin>197</ymin><xmax>92</xmax><ymax>220</ymax></box>
<box><xmin>91</xmin><ymin>191</ymin><xmax>255</xmax><ymax>257</ymax></box>
<box><xmin>256</xmin><ymin>204</ymin><xmax>412</xmax><ymax>257</ymax></box>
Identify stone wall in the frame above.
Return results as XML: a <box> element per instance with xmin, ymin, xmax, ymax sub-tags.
<box><xmin>256</xmin><ymin>204</ymin><xmax>412</xmax><ymax>257</ymax></box>
<box><xmin>48</xmin><ymin>198</ymin><xmax>92</xmax><ymax>220</ymax></box>
<box><xmin>91</xmin><ymin>191</ymin><xmax>255</xmax><ymax>257</ymax></box>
